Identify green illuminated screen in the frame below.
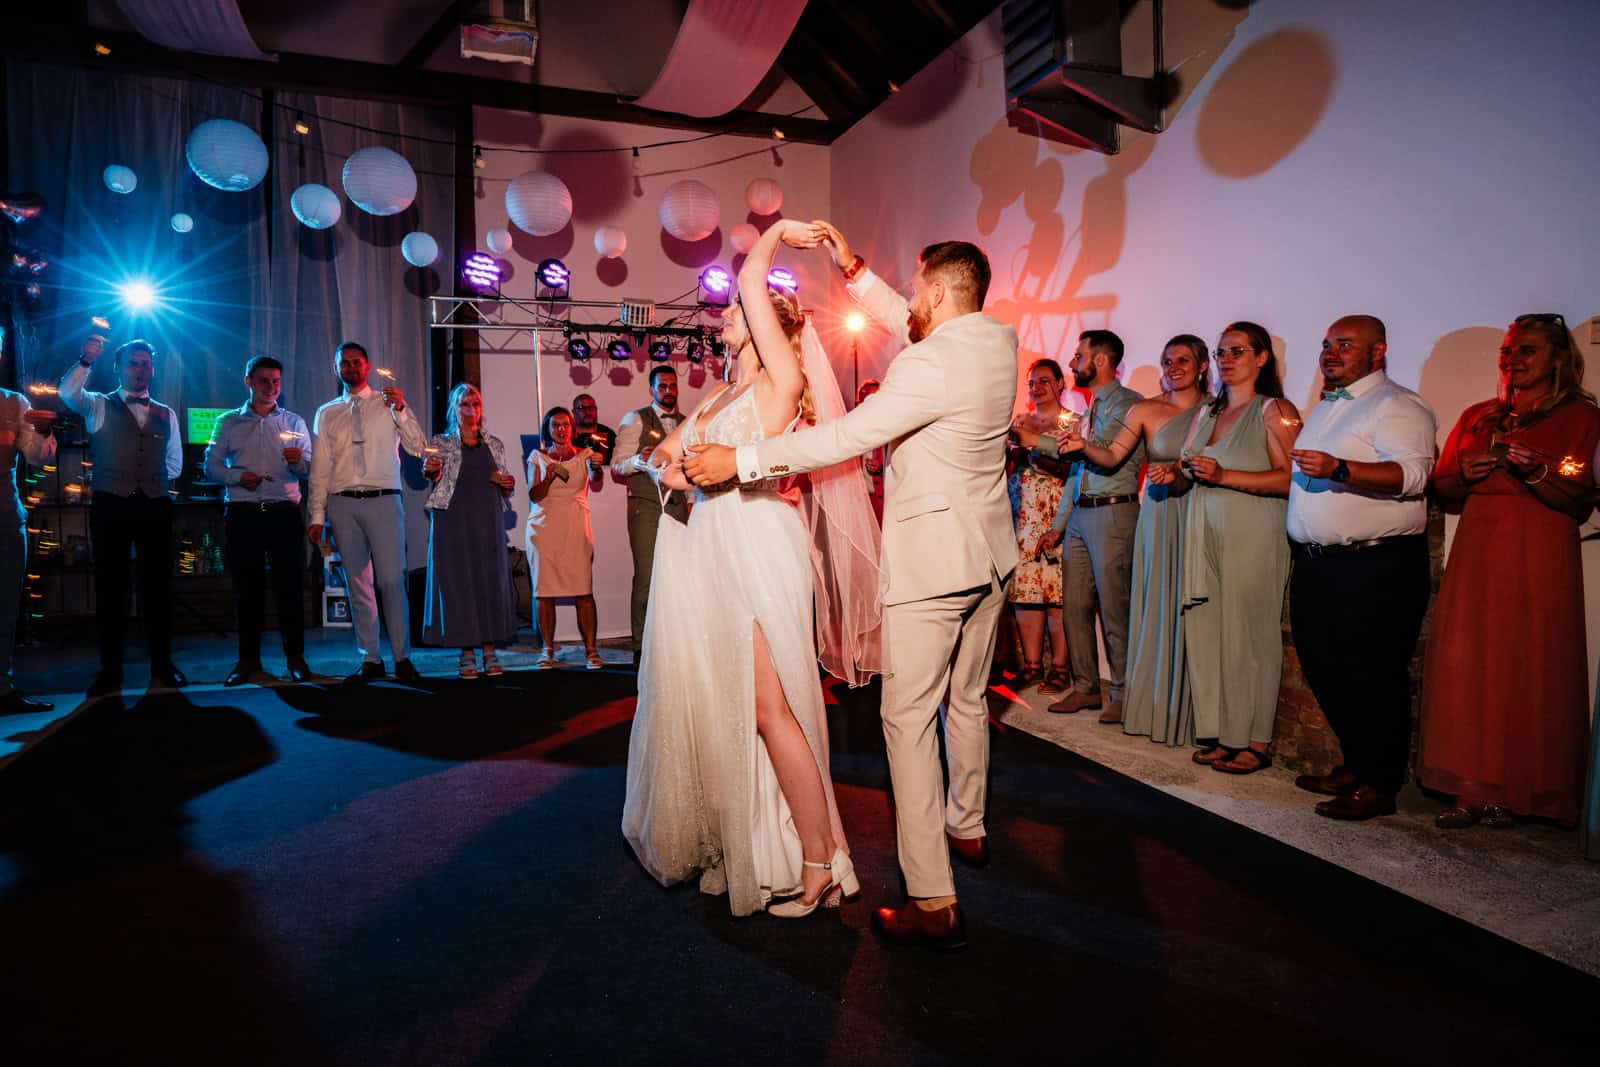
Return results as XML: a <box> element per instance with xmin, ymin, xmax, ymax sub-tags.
<box><xmin>186</xmin><ymin>407</ymin><xmax>232</xmax><ymax>445</ymax></box>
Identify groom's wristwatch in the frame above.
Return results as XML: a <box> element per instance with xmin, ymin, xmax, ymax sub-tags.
<box><xmin>1330</xmin><ymin>458</ymin><xmax>1350</xmax><ymax>483</ymax></box>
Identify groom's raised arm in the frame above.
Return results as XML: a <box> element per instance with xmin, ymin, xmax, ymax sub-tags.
<box><xmin>848</xmin><ymin>269</ymin><xmax>912</xmax><ymax>350</ymax></box>
<box><xmin>735</xmin><ymin>346</ymin><xmax>947</xmax><ymax>481</ymax></box>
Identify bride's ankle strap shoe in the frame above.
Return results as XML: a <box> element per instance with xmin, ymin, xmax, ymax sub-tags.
<box><xmin>767</xmin><ymin>848</ymin><xmax>859</xmax><ymax>918</ymax></box>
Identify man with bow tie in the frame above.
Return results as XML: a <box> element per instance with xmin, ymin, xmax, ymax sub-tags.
<box><xmin>307</xmin><ymin>342</ymin><xmax>428</xmax><ymax>686</ymax></box>
<box><xmin>610</xmin><ymin>365</ymin><xmax>688</xmax><ymax>668</ymax></box>
<box><xmin>61</xmin><ymin>334</ymin><xmax>188</xmax><ymax>697</ymax></box>
<box><xmin>1286</xmin><ymin>315</ymin><xmax>1437</xmax><ymax>821</ymax></box>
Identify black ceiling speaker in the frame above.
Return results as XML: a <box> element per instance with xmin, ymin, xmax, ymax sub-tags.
<box><xmin>1002</xmin><ymin>0</ymin><xmax>1166</xmax><ymax>154</ymax></box>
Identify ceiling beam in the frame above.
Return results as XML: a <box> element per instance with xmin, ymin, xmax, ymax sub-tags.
<box><xmin>3</xmin><ymin>23</ymin><xmax>842</xmax><ymax>144</ymax></box>
<box><xmin>399</xmin><ymin>0</ymin><xmax>480</xmax><ymax>69</ymax></box>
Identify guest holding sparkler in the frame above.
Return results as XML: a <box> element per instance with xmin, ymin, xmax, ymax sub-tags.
<box><xmin>1050</xmin><ymin>335</ymin><xmax>1213</xmax><ymax>744</ymax></box>
<box><xmin>1005</xmin><ymin>359</ymin><xmax>1073</xmax><ymax>693</ymax></box>
<box><xmin>1036</xmin><ymin>330</ymin><xmax>1145</xmax><ymax>722</ymax></box>
<box><xmin>62</xmin><ymin>332</ymin><xmax>187</xmax><ymax>696</ymax></box>
<box><xmin>1422</xmin><ymin>313</ymin><xmax>1599</xmax><ymax>830</ymax></box>
<box><xmin>1163</xmin><ymin>322</ymin><xmax>1300</xmax><ymax>775</ymax></box>
<box><xmin>204</xmin><ymin>355</ymin><xmax>313</xmax><ymax>686</ymax></box>
<box><xmin>527</xmin><ymin>406</ymin><xmax>603</xmax><ymax>669</ymax></box>
<box><xmin>421</xmin><ymin>383</ymin><xmax>518</xmax><ymax>679</ymax></box>
<box><xmin>1286</xmin><ymin>316</ymin><xmax>1436</xmax><ymax>820</ymax></box>
<box><xmin>307</xmin><ymin>342</ymin><xmax>428</xmax><ymax>685</ymax></box>
<box><xmin>611</xmin><ymin>366</ymin><xmax>688</xmax><ymax>668</ymax></box>
<box><xmin>0</xmin><ymin>357</ymin><xmax>59</xmax><ymax>713</ymax></box>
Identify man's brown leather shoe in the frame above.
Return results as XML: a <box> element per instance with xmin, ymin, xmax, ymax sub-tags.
<box><xmin>1314</xmin><ymin>785</ymin><xmax>1396</xmax><ymax>821</ymax></box>
<box><xmin>947</xmin><ymin>833</ymin><xmax>989</xmax><ymax>868</ymax></box>
<box><xmin>1047</xmin><ymin>689</ymin><xmax>1102</xmax><ymax>714</ymax></box>
<box><xmin>873</xmin><ymin>900</ymin><xmax>967</xmax><ymax>951</ymax></box>
<box><xmin>1295</xmin><ymin>767</ymin><xmax>1359</xmax><ymax>796</ymax></box>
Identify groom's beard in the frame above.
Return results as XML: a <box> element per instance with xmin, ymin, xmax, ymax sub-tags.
<box><xmin>907</xmin><ymin>307</ymin><xmax>931</xmax><ymax>343</ymax></box>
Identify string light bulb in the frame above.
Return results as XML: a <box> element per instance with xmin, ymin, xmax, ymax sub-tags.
<box><xmin>771</xmin><ymin>126</ymin><xmax>786</xmax><ymax>140</ymax></box>
<box><xmin>93</xmin><ymin>42</ymin><xmax>112</xmax><ymax>57</ymax></box>
<box><xmin>293</xmin><ymin>114</ymin><xmax>311</xmax><ymax>136</ymax></box>
<box><xmin>473</xmin><ymin>145</ymin><xmax>485</xmax><ymax>170</ymax></box>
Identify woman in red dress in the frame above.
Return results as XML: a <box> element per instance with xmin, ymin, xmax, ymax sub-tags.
<box><xmin>1421</xmin><ymin>314</ymin><xmax>1599</xmax><ymax>828</ymax></box>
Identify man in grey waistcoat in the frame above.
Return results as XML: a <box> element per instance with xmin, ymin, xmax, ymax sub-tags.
<box><xmin>609</xmin><ymin>365</ymin><xmax>688</xmax><ymax>668</ymax></box>
<box><xmin>61</xmin><ymin>334</ymin><xmax>188</xmax><ymax>697</ymax></box>
<box><xmin>1038</xmin><ymin>329</ymin><xmax>1144</xmax><ymax>724</ymax></box>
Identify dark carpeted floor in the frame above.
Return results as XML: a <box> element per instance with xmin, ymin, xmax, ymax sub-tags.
<box><xmin>1</xmin><ymin>671</ymin><xmax>1595</xmax><ymax>1066</ymax></box>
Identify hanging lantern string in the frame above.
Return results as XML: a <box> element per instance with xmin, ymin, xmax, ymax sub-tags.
<box><xmin>171</xmin><ymin>65</ymin><xmax>816</xmax><ymax>157</ymax></box>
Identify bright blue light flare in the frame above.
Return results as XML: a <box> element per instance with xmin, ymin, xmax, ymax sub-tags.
<box><xmin>117</xmin><ymin>279</ymin><xmax>160</xmax><ymax>310</ymax></box>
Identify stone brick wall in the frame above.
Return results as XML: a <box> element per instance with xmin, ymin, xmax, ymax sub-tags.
<box><xmin>1271</xmin><ymin>505</ymin><xmax>1448</xmax><ymax>773</ymax></box>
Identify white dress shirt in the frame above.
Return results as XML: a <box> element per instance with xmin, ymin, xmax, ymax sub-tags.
<box><xmin>59</xmin><ymin>361</ymin><xmax>184</xmax><ymax>481</ymax></box>
<box><xmin>610</xmin><ymin>402</ymin><xmax>685</xmax><ymax>478</ymax></box>
<box><xmin>307</xmin><ymin>385</ymin><xmax>426</xmax><ymax>525</ymax></box>
<box><xmin>1286</xmin><ymin>370</ymin><xmax>1438</xmax><ymax>544</ymax></box>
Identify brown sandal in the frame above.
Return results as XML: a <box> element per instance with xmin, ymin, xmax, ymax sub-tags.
<box><xmin>1013</xmin><ymin>661</ymin><xmax>1044</xmax><ymax>689</ymax></box>
<box><xmin>1213</xmin><ymin>747</ymin><xmax>1272</xmax><ymax>775</ymax></box>
<box><xmin>1038</xmin><ymin>666</ymin><xmax>1070</xmax><ymax>694</ymax></box>
<box><xmin>1192</xmin><ymin>744</ymin><xmax>1233</xmax><ymax>766</ymax></box>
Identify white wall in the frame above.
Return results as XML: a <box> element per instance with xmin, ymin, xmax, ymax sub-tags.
<box><xmin>472</xmin><ymin>108</ymin><xmax>831</xmax><ymax>638</ymax></box>
<box><xmin>829</xmin><ymin>0</ymin><xmax>1600</xmax><ymax>707</ymax></box>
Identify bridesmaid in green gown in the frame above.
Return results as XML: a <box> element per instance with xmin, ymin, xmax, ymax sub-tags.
<box><xmin>1055</xmin><ymin>335</ymin><xmax>1212</xmax><ymax>744</ymax></box>
<box><xmin>1163</xmin><ymin>322</ymin><xmax>1301</xmax><ymax>774</ymax></box>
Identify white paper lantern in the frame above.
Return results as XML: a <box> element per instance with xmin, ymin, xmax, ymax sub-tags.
<box><xmin>401</xmin><ymin>232</ymin><xmax>439</xmax><ymax>268</ymax></box>
<box><xmin>102</xmin><ymin>165</ymin><xmax>138</xmax><ymax>195</ymax></box>
<box><xmin>593</xmin><ymin>225</ymin><xmax>628</xmax><ymax>259</ymax></box>
<box><xmin>729</xmin><ymin>222</ymin><xmax>759</xmax><ymax>254</ymax></box>
<box><xmin>342</xmin><ymin>146</ymin><xmax>417</xmax><ymax>217</ymax></box>
<box><xmin>659</xmin><ymin>179</ymin><xmax>720</xmax><ymax>242</ymax></box>
<box><xmin>745</xmin><ymin>177</ymin><xmax>783</xmax><ymax>217</ymax></box>
<box><xmin>506</xmin><ymin>171</ymin><xmax>572</xmax><ymax>236</ymax></box>
<box><xmin>485</xmin><ymin>227</ymin><xmax>514</xmax><ymax>254</ymax></box>
<box><xmin>185</xmin><ymin>119</ymin><xmax>269</xmax><ymax>192</ymax></box>
<box><xmin>291</xmin><ymin>183</ymin><xmax>343</xmax><ymax>230</ymax></box>
<box><xmin>170</xmin><ymin>213</ymin><xmax>194</xmax><ymax>234</ymax></box>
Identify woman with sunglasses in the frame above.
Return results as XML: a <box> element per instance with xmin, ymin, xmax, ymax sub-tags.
<box><xmin>1157</xmin><ymin>323</ymin><xmax>1300</xmax><ymax>774</ymax></box>
<box><xmin>1421</xmin><ymin>313</ymin><xmax>1599</xmax><ymax>831</ymax></box>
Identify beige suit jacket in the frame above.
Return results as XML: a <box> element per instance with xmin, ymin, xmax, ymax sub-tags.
<box><xmin>738</xmin><ymin>270</ymin><xmax>1019</xmax><ymax>606</ymax></box>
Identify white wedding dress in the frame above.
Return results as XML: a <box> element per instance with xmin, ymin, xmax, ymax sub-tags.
<box><xmin>621</xmin><ymin>385</ymin><xmax>849</xmax><ymax>916</ymax></box>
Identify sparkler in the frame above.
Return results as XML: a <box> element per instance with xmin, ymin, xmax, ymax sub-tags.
<box><xmin>374</xmin><ymin>367</ymin><xmax>397</xmax><ymax>382</ymax></box>
<box><xmin>91</xmin><ymin>316</ymin><xmax>110</xmax><ymax>330</ymax></box>
<box><xmin>1558</xmin><ymin>455</ymin><xmax>1585</xmax><ymax>479</ymax></box>
<box><xmin>27</xmin><ymin>383</ymin><xmax>57</xmax><ymax>397</ymax></box>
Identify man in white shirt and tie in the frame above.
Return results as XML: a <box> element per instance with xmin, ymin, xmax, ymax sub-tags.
<box><xmin>1286</xmin><ymin>315</ymin><xmax>1437</xmax><ymax>821</ymax></box>
<box><xmin>307</xmin><ymin>342</ymin><xmax>428</xmax><ymax>685</ymax></box>
<box><xmin>62</xmin><ymin>334</ymin><xmax>188</xmax><ymax>697</ymax></box>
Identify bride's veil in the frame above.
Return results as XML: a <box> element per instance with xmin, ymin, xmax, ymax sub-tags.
<box><xmin>797</xmin><ymin>319</ymin><xmax>884</xmax><ymax>686</ymax></box>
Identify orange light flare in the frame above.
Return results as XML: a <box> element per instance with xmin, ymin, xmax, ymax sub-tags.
<box><xmin>1557</xmin><ymin>455</ymin><xmax>1585</xmax><ymax>479</ymax></box>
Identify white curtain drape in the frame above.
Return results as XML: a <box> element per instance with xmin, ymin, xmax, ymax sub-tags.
<box><xmin>115</xmin><ymin>0</ymin><xmax>274</xmax><ymax>60</ymax></box>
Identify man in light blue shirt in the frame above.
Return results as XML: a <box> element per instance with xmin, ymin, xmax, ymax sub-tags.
<box><xmin>205</xmin><ymin>355</ymin><xmax>313</xmax><ymax>686</ymax></box>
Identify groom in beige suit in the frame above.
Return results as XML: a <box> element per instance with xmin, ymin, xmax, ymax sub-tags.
<box><xmin>685</xmin><ymin>225</ymin><xmax>1018</xmax><ymax>950</ymax></box>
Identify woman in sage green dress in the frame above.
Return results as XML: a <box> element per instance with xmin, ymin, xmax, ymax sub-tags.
<box><xmin>1160</xmin><ymin>322</ymin><xmax>1301</xmax><ymax>774</ymax></box>
<box><xmin>1057</xmin><ymin>335</ymin><xmax>1212</xmax><ymax>744</ymax></box>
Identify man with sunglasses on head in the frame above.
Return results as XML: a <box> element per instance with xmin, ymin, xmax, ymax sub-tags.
<box><xmin>1285</xmin><ymin>315</ymin><xmax>1437</xmax><ymax>821</ymax></box>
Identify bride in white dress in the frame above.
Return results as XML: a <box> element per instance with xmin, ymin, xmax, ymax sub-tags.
<box><xmin>622</xmin><ymin>219</ymin><xmax>882</xmax><ymax>917</ymax></box>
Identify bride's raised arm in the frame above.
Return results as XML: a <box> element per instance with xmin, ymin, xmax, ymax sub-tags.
<box><xmin>737</xmin><ymin>219</ymin><xmax>821</xmax><ymax>416</ymax></box>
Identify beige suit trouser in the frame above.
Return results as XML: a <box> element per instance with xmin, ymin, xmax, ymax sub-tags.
<box><xmin>880</xmin><ymin>572</ymin><xmax>1007</xmax><ymax>899</ymax></box>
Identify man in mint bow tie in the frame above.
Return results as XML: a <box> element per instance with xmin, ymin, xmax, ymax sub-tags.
<box><xmin>1285</xmin><ymin>315</ymin><xmax>1438</xmax><ymax>822</ymax></box>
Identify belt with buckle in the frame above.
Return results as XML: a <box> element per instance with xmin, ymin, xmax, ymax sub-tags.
<box><xmin>1075</xmin><ymin>493</ymin><xmax>1138</xmax><ymax>509</ymax></box>
<box><xmin>1289</xmin><ymin>533</ymin><xmax>1424</xmax><ymax>560</ymax></box>
<box><xmin>336</xmin><ymin>488</ymin><xmax>401</xmax><ymax>499</ymax></box>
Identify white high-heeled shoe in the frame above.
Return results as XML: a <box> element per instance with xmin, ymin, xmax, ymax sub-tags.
<box><xmin>768</xmin><ymin>848</ymin><xmax>860</xmax><ymax>918</ymax></box>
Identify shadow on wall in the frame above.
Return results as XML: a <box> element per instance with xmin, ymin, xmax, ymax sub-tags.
<box><xmin>510</xmin><ymin>219</ymin><xmax>576</xmax><ymax>263</ymax></box>
<box><xmin>1420</xmin><ymin>326</ymin><xmax>1504</xmax><ymax>444</ymax></box>
<box><xmin>1196</xmin><ymin>27</ymin><xmax>1337</xmax><ymax>179</ymax></box>
<box><xmin>974</xmin><ymin>118</ymin><xmax>1158</xmax><ymax>379</ymax></box>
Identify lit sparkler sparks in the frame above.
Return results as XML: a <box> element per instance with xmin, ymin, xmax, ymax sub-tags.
<box><xmin>27</xmin><ymin>383</ymin><xmax>58</xmax><ymax>397</ymax></box>
<box><xmin>1557</xmin><ymin>455</ymin><xmax>1585</xmax><ymax>478</ymax></box>
<box><xmin>374</xmin><ymin>367</ymin><xmax>397</xmax><ymax>381</ymax></box>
